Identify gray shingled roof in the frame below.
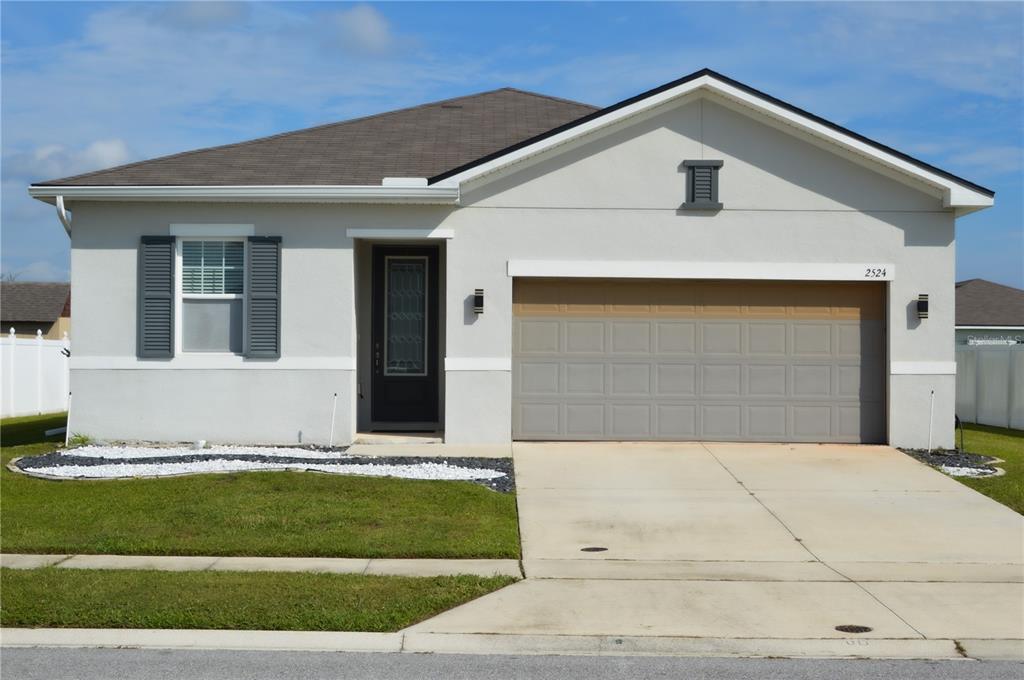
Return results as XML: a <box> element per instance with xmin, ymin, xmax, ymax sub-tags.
<box><xmin>1</xmin><ymin>282</ymin><xmax>70</xmax><ymax>323</ymax></box>
<box><xmin>35</xmin><ymin>88</ymin><xmax>597</xmax><ymax>187</ymax></box>
<box><xmin>956</xmin><ymin>279</ymin><xmax>1024</xmax><ymax>327</ymax></box>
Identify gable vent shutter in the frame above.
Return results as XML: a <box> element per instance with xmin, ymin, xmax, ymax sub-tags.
<box><xmin>246</xmin><ymin>236</ymin><xmax>281</xmax><ymax>358</ymax></box>
<box><xmin>683</xmin><ymin>160</ymin><xmax>724</xmax><ymax>209</ymax></box>
<box><xmin>138</xmin><ymin>236</ymin><xmax>175</xmax><ymax>358</ymax></box>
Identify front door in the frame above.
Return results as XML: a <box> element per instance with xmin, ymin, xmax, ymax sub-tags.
<box><xmin>371</xmin><ymin>245</ymin><xmax>440</xmax><ymax>426</ymax></box>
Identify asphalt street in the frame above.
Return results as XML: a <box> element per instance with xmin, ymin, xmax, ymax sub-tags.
<box><xmin>1</xmin><ymin>648</ymin><xmax>1021</xmax><ymax>680</ymax></box>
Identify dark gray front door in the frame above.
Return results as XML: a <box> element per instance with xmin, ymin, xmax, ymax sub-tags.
<box><xmin>371</xmin><ymin>245</ymin><xmax>439</xmax><ymax>425</ymax></box>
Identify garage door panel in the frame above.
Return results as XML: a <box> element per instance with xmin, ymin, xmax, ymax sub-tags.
<box><xmin>748</xmin><ymin>405</ymin><xmax>788</xmax><ymax>437</ymax></box>
<box><xmin>610</xmin><ymin>363</ymin><xmax>652</xmax><ymax>396</ymax></box>
<box><xmin>611</xmin><ymin>322</ymin><xmax>651</xmax><ymax>354</ymax></box>
<box><xmin>518</xmin><ymin>361</ymin><xmax>560</xmax><ymax>395</ymax></box>
<box><xmin>610</xmin><ymin>404</ymin><xmax>653</xmax><ymax>438</ymax></box>
<box><xmin>565</xmin><ymin>363</ymin><xmax>606</xmax><ymax>395</ymax></box>
<box><xmin>747</xmin><ymin>364</ymin><xmax>787</xmax><ymax>397</ymax></box>
<box><xmin>513</xmin><ymin>280</ymin><xmax>885</xmax><ymax>443</ymax></box>
<box><xmin>701</xmin><ymin>323</ymin><xmax>743</xmax><ymax>354</ymax></box>
<box><xmin>566</xmin><ymin>403</ymin><xmax>605</xmax><ymax>436</ymax></box>
<box><xmin>655</xmin><ymin>322</ymin><xmax>697</xmax><ymax>354</ymax></box>
<box><xmin>702</xmin><ymin>404</ymin><xmax>743</xmax><ymax>437</ymax></box>
<box><xmin>565</xmin><ymin>321</ymin><xmax>605</xmax><ymax>353</ymax></box>
<box><xmin>748</xmin><ymin>322</ymin><xmax>787</xmax><ymax>355</ymax></box>
<box><xmin>702</xmin><ymin>364</ymin><xmax>742</xmax><ymax>396</ymax></box>
<box><xmin>519</xmin><ymin>320</ymin><xmax>560</xmax><ymax>353</ymax></box>
<box><xmin>655</xmin><ymin>364</ymin><xmax>697</xmax><ymax>396</ymax></box>
<box><xmin>656</xmin><ymin>404</ymin><xmax>698</xmax><ymax>437</ymax></box>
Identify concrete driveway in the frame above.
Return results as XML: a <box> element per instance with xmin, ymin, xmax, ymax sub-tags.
<box><xmin>409</xmin><ymin>442</ymin><xmax>1024</xmax><ymax>658</ymax></box>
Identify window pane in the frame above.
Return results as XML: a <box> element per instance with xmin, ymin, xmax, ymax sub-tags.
<box><xmin>224</xmin><ymin>242</ymin><xmax>245</xmax><ymax>294</ymax></box>
<box><xmin>181</xmin><ymin>240</ymin><xmax>244</xmax><ymax>295</ymax></box>
<box><xmin>182</xmin><ymin>299</ymin><xmax>242</xmax><ymax>353</ymax></box>
<box><xmin>385</xmin><ymin>258</ymin><xmax>427</xmax><ymax>375</ymax></box>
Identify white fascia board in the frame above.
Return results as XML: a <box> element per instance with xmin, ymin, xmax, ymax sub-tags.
<box><xmin>346</xmin><ymin>228</ymin><xmax>454</xmax><ymax>240</ymax></box>
<box><xmin>507</xmin><ymin>260</ymin><xmax>895</xmax><ymax>282</ymax></box>
<box><xmin>956</xmin><ymin>326</ymin><xmax>1024</xmax><ymax>331</ymax></box>
<box><xmin>28</xmin><ymin>184</ymin><xmax>459</xmax><ymax>205</ymax></box>
<box><xmin>443</xmin><ymin>75</ymin><xmax>992</xmax><ymax>209</ymax></box>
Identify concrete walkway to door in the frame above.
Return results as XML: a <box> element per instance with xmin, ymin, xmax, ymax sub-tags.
<box><xmin>407</xmin><ymin>442</ymin><xmax>1024</xmax><ymax>658</ymax></box>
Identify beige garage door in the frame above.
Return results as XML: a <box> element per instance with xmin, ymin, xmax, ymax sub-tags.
<box><xmin>512</xmin><ymin>279</ymin><xmax>886</xmax><ymax>443</ymax></box>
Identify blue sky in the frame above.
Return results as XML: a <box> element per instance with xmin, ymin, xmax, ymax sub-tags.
<box><xmin>2</xmin><ymin>1</ymin><xmax>1022</xmax><ymax>286</ymax></box>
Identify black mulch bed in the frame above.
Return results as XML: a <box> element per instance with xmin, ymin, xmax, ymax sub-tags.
<box><xmin>900</xmin><ymin>448</ymin><xmax>1000</xmax><ymax>476</ymax></box>
<box><xmin>13</xmin><ymin>448</ymin><xmax>516</xmax><ymax>493</ymax></box>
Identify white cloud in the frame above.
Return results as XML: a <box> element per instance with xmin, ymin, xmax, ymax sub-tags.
<box><xmin>5</xmin><ymin>139</ymin><xmax>133</xmax><ymax>183</ymax></box>
<box><xmin>332</xmin><ymin>4</ymin><xmax>395</xmax><ymax>55</ymax></box>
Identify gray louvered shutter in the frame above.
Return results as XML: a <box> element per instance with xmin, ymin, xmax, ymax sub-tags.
<box><xmin>246</xmin><ymin>236</ymin><xmax>281</xmax><ymax>358</ymax></box>
<box><xmin>138</xmin><ymin>236</ymin><xmax>175</xmax><ymax>358</ymax></box>
<box><xmin>682</xmin><ymin>160</ymin><xmax>723</xmax><ymax>209</ymax></box>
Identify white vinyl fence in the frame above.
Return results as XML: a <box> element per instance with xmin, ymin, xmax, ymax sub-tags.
<box><xmin>0</xmin><ymin>329</ymin><xmax>70</xmax><ymax>418</ymax></box>
<box><xmin>956</xmin><ymin>345</ymin><xmax>1024</xmax><ymax>430</ymax></box>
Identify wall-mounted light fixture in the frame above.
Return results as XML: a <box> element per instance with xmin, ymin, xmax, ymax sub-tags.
<box><xmin>917</xmin><ymin>294</ymin><xmax>929</xmax><ymax>320</ymax></box>
<box><xmin>473</xmin><ymin>288</ymin><xmax>484</xmax><ymax>314</ymax></box>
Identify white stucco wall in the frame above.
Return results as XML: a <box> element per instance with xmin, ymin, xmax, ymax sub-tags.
<box><xmin>66</xmin><ymin>93</ymin><xmax>960</xmax><ymax>447</ymax></box>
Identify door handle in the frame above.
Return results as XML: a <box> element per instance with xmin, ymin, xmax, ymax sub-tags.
<box><xmin>374</xmin><ymin>342</ymin><xmax>381</xmax><ymax>374</ymax></box>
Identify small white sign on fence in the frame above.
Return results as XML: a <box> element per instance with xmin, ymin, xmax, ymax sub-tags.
<box><xmin>0</xmin><ymin>328</ymin><xmax>70</xmax><ymax>418</ymax></box>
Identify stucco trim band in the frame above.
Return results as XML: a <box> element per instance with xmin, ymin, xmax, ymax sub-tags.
<box><xmin>71</xmin><ymin>357</ymin><xmax>357</xmax><ymax>370</ymax></box>
<box><xmin>445</xmin><ymin>358</ymin><xmax>512</xmax><ymax>371</ymax></box>
<box><xmin>507</xmin><ymin>260</ymin><xmax>895</xmax><ymax>282</ymax></box>
<box><xmin>345</xmin><ymin>228</ymin><xmax>455</xmax><ymax>240</ymax></box>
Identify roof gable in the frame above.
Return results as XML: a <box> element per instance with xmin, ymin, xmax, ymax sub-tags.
<box><xmin>435</xmin><ymin>69</ymin><xmax>994</xmax><ymax>214</ymax></box>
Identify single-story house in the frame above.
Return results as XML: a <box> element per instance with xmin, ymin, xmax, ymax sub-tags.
<box><xmin>28</xmin><ymin>69</ymin><xmax>994</xmax><ymax>449</ymax></box>
<box><xmin>1</xmin><ymin>282</ymin><xmax>71</xmax><ymax>339</ymax></box>
<box><xmin>955</xmin><ymin>279</ymin><xmax>1024</xmax><ymax>346</ymax></box>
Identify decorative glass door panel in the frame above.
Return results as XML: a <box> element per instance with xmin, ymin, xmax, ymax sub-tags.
<box><xmin>384</xmin><ymin>257</ymin><xmax>428</xmax><ymax>376</ymax></box>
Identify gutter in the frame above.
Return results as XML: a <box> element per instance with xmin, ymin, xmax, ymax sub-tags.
<box><xmin>55</xmin><ymin>195</ymin><xmax>72</xmax><ymax>236</ymax></box>
<box><xmin>28</xmin><ymin>183</ymin><xmax>460</xmax><ymax>205</ymax></box>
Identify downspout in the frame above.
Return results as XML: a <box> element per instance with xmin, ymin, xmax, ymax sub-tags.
<box><xmin>55</xmin><ymin>195</ymin><xmax>72</xmax><ymax>236</ymax></box>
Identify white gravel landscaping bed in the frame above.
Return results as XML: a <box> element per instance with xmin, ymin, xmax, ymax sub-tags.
<box><xmin>12</xmin><ymin>444</ymin><xmax>514</xmax><ymax>490</ymax></box>
<box><xmin>23</xmin><ymin>458</ymin><xmax>506</xmax><ymax>482</ymax></box>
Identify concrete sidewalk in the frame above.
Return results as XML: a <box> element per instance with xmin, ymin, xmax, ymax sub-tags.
<box><xmin>0</xmin><ymin>553</ymin><xmax>521</xmax><ymax>578</ymax></box>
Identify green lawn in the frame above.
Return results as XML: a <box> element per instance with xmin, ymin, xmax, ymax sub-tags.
<box><xmin>1</xmin><ymin>414</ymin><xmax>520</xmax><ymax>559</ymax></box>
<box><xmin>0</xmin><ymin>567</ymin><xmax>514</xmax><ymax>631</ymax></box>
<box><xmin>955</xmin><ymin>423</ymin><xmax>1024</xmax><ymax>515</ymax></box>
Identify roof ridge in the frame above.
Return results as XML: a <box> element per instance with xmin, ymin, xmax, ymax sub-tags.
<box><xmin>497</xmin><ymin>87</ymin><xmax>599</xmax><ymax>111</ymax></box>
<box><xmin>36</xmin><ymin>87</ymin><xmax>567</xmax><ymax>186</ymax></box>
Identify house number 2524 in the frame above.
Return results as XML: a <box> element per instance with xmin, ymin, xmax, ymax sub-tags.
<box><xmin>864</xmin><ymin>268</ymin><xmax>887</xmax><ymax>278</ymax></box>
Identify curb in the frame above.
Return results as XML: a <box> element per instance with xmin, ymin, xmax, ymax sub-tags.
<box><xmin>0</xmin><ymin>554</ymin><xmax>521</xmax><ymax>579</ymax></box>
<box><xmin>3</xmin><ymin>628</ymin><xmax>1019</xmax><ymax>660</ymax></box>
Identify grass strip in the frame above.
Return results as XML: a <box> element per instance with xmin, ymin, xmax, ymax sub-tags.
<box><xmin>956</xmin><ymin>423</ymin><xmax>1024</xmax><ymax>515</ymax></box>
<box><xmin>0</xmin><ymin>567</ymin><xmax>514</xmax><ymax>631</ymax></box>
<box><xmin>1</xmin><ymin>415</ymin><xmax>521</xmax><ymax>559</ymax></box>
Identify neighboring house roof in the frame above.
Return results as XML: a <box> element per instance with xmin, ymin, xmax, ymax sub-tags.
<box><xmin>33</xmin><ymin>89</ymin><xmax>597</xmax><ymax>187</ymax></box>
<box><xmin>1</xmin><ymin>282</ymin><xmax>71</xmax><ymax>324</ymax></box>
<box><xmin>955</xmin><ymin>279</ymin><xmax>1024</xmax><ymax>327</ymax></box>
<box><xmin>27</xmin><ymin>69</ymin><xmax>993</xmax><ymax>213</ymax></box>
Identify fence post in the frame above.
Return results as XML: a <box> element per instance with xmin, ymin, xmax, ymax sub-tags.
<box><xmin>7</xmin><ymin>328</ymin><xmax>14</xmax><ymax>417</ymax></box>
<box><xmin>36</xmin><ymin>329</ymin><xmax>44</xmax><ymax>415</ymax></box>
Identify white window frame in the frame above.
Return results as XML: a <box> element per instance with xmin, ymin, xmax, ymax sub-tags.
<box><xmin>174</xmin><ymin>236</ymin><xmax>248</xmax><ymax>357</ymax></box>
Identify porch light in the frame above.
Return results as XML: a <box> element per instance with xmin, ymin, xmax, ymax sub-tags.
<box><xmin>917</xmin><ymin>294</ymin><xmax>929</xmax><ymax>320</ymax></box>
<box><xmin>473</xmin><ymin>289</ymin><xmax>485</xmax><ymax>314</ymax></box>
